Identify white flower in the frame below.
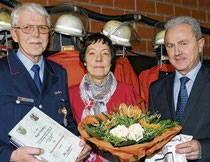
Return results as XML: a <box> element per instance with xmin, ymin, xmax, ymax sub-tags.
<box><xmin>128</xmin><ymin>123</ymin><xmax>144</xmax><ymax>142</ymax></box>
<box><xmin>110</xmin><ymin>125</ymin><xmax>129</xmax><ymax>140</ymax></box>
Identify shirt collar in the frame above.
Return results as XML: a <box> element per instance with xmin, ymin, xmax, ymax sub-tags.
<box><xmin>16</xmin><ymin>49</ymin><xmax>44</xmax><ymax>72</ymax></box>
<box><xmin>175</xmin><ymin>62</ymin><xmax>201</xmax><ymax>82</ymax></box>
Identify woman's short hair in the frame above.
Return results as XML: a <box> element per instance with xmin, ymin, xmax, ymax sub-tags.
<box><xmin>11</xmin><ymin>3</ymin><xmax>50</xmax><ymax>27</ymax></box>
<box><xmin>165</xmin><ymin>16</ymin><xmax>202</xmax><ymax>40</ymax></box>
<box><xmin>80</xmin><ymin>33</ymin><xmax>116</xmax><ymax>65</ymax></box>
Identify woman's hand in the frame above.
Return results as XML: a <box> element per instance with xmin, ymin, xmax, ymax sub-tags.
<box><xmin>76</xmin><ymin>138</ymin><xmax>92</xmax><ymax>162</ymax></box>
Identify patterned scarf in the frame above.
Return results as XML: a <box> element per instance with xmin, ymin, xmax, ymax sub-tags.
<box><xmin>80</xmin><ymin>72</ymin><xmax>117</xmax><ymax>120</ymax></box>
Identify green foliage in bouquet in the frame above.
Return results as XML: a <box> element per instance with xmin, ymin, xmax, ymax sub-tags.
<box><xmin>85</xmin><ymin>104</ymin><xmax>178</xmax><ymax>147</ymax></box>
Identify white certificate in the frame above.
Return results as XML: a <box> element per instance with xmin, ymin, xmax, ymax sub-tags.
<box><xmin>9</xmin><ymin>107</ymin><xmax>83</xmax><ymax>162</ymax></box>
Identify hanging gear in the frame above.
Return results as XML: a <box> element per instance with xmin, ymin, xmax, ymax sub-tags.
<box><xmin>139</xmin><ymin>28</ymin><xmax>175</xmax><ymax>108</ymax></box>
<box><xmin>53</xmin><ymin>14</ymin><xmax>86</xmax><ymax>51</ymax></box>
<box><xmin>54</xmin><ymin>14</ymin><xmax>85</xmax><ymax>37</ymax></box>
<box><xmin>102</xmin><ymin>20</ymin><xmax>132</xmax><ymax>47</ymax></box>
<box><xmin>139</xmin><ymin>64</ymin><xmax>175</xmax><ymax>108</ymax></box>
<box><xmin>0</xmin><ymin>10</ymin><xmax>11</xmax><ymax>31</ymax></box>
<box><xmin>50</xmin><ymin>4</ymin><xmax>88</xmax><ymax>51</ymax></box>
<box><xmin>102</xmin><ymin>20</ymin><xmax>140</xmax><ymax>58</ymax></box>
<box><xmin>152</xmin><ymin>29</ymin><xmax>169</xmax><ymax>66</ymax></box>
<box><xmin>47</xmin><ymin>50</ymin><xmax>86</xmax><ymax>87</ymax></box>
<box><xmin>153</xmin><ymin>30</ymin><xmax>165</xmax><ymax>50</ymax></box>
<box><xmin>0</xmin><ymin>7</ymin><xmax>11</xmax><ymax>57</ymax></box>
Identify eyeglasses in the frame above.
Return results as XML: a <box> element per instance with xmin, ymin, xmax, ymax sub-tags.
<box><xmin>14</xmin><ymin>25</ymin><xmax>50</xmax><ymax>34</ymax></box>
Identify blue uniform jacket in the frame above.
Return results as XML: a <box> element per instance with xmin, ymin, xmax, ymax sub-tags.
<box><xmin>0</xmin><ymin>50</ymin><xmax>79</xmax><ymax>161</ymax></box>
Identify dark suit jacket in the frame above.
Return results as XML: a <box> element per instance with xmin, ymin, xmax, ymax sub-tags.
<box><xmin>149</xmin><ymin>65</ymin><xmax>210</xmax><ymax>162</ymax></box>
<box><xmin>0</xmin><ymin>50</ymin><xmax>79</xmax><ymax>161</ymax></box>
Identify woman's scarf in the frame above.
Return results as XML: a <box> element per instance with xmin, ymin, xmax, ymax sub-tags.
<box><xmin>80</xmin><ymin>71</ymin><xmax>117</xmax><ymax>120</ymax></box>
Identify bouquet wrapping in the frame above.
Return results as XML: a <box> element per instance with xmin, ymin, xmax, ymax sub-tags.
<box><xmin>78</xmin><ymin>104</ymin><xmax>182</xmax><ymax>162</ymax></box>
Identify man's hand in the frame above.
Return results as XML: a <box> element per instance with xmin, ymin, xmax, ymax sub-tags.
<box><xmin>10</xmin><ymin>146</ymin><xmax>44</xmax><ymax>162</ymax></box>
<box><xmin>76</xmin><ymin>139</ymin><xmax>92</xmax><ymax>162</ymax></box>
<box><xmin>176</xmin><ymin>139</ymin><xmax>201</xmax><ymax>160</ymax></box>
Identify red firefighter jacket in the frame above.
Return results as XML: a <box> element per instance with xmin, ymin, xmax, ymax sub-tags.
<box><xmin>48</xmin><ymin>50</ymin><xmax>86</xmax><ymax>87</ymax></box>
<box><xmin>114</xmin><ymin>57</ymin><xmax>146</xmax><ymax>112</ymax></box>
<box><xmin>139</xmin><ymin>64</ymin><xmax>175</xmax><ymax>108</ymax></box>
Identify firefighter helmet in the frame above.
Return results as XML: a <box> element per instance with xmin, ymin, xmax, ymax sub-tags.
<box><xmin>54</xmin><ymin>14</ymin><xmax>85</xmax><ymax>37</ymax></box>
<box><xmin>0</xmin><ymin>10</ymin><xmax>11</xmax><ymax>31</ymax></box>
<box><xmin>154</xmin><ymin>30</ymin><xmax>165</xmax><ymax>49</ymax></box>
<box><xmin>102</xmin><ymin>20</ymin><xmax>131</xmax><ymax>47</ymax></box>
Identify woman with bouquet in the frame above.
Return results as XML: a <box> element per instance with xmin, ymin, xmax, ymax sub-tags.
<box><xmin>69</xmin><ymin>33</ymin><xmax>138</xmax><ymax>161</ymax></box>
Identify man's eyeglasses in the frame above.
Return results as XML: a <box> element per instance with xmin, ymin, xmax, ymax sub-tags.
<box><xmin>14</xmin><ymin>25</ymin><xmax>50</xmax><ymax>34</ymax></box>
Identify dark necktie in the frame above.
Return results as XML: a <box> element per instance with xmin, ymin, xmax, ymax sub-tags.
<box><xmin>176</xmin><ymin>77</ymin><xmax>190</xmax><ymax>122</ymax></box>
<box><xmin>31</xmin><ymin>64</ymin><xmax>42</xmax><ymax>92</ymax></box>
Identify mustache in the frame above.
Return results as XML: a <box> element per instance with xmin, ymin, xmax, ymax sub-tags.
<box><xmin>27</xmin><ymin>39</ymin><xmax>43</xmax><ymax>44</ymax></box>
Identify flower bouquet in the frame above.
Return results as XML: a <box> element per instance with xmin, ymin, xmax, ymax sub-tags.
<box><xmin>78</xmin><ymin>104</ymin><xmax>182</xmax><ymax>162</ymax></box>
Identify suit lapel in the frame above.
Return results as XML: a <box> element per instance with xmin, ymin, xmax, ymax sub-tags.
<box><xmin>166</xmin><ymin>73</ymin><xmax>177</xmax><ymax>121</ymax></box>
<box><xmin>8</xmin><ymin>50</ymin><xmax>58</xmax><ymax>98</ymax></box>
<box><xmin>41</xmin><ymin>60</ymin><xmax>58</xmax><ymax>99</ymax></box>
<box><xmin>181</xmin><ymin>65</ymin><xmax>210</xmax><ymax>126</ymax></box>
<box><xmin>7</xmin><ymin>50</ymin><xmax>40</xmax><ymax>96</ymax></box>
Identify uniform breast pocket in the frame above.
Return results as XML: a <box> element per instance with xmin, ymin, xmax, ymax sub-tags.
<box><xmin>0</xmin><ymin>95</ymin><xmax>34</xmax><ymax>129</ymax></box>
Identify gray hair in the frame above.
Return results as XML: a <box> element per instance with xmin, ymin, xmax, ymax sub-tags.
<box><xmin>165</xmin><ymin>16</ymin><xmax>202</xmax><ymax>40</ymax></box>
<box><xmin>11</xmin><ymin>3</ymin><xmax>50</xmax><ymax>27</ymax></box>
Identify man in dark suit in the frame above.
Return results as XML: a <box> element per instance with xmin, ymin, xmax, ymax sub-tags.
<box><xmin>149</xmin><ymin>16</ymin><xmax>210</xmax><ymax>161</ymax></box>
<box><xmin>0</xmin><ymin>3</ymin><xmax>91</xmax><ymax>161</ymax></box>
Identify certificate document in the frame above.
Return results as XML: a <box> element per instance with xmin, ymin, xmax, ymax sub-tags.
<box><xmin>9</xmin><ymin>107</ymin><xmax>83</xmax><ymax>162</ymax></box>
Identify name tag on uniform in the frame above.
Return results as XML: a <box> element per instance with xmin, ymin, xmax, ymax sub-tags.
<box><xmin>16</xmin><ymin>97</ymin><xmax>34</xmax><ymax>104</ymax></box>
